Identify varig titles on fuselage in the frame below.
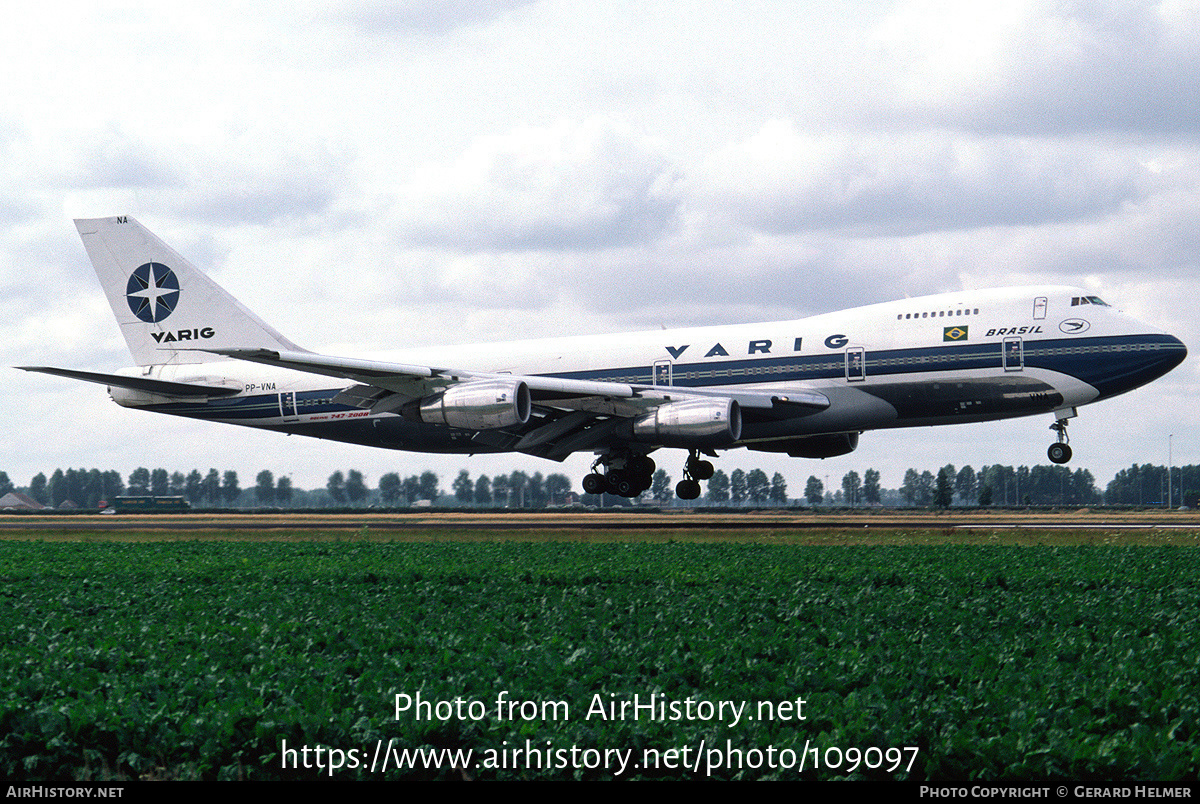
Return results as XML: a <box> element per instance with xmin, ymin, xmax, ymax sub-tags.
<box><xmin>663</xmin><ymin>326</ymin><xmax>1041</xmax><ymax>360</ymax></box>
<box><xmin>664</xmin><ymin>337</ymin><xmax>813</xmax><ymax>359</ymax></box>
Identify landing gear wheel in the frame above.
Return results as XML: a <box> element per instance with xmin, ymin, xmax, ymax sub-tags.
<box><xmin>582</xmin><ymin>473</ymin><xmax>607</xmax><ymax>495</ymax></box>
<box><xmin>1047</xmin><ymin>443</ymin><xmax>1072</xmax><ymax>464</ymax></box>
<box><xmin>583</xmin><ymin>451</ymin><xmax>658</xmax><ymax>499</ymax></box>
<box><xmin>630</xmin><ymin>455</ymin><xmax>656</xmax><ymax>477</ymax></box>
<box><xmin>676</xmin><ymin>450</ymin><xmax>716</xmax><ymax>499</ymax></box>
<box><xmin>607</xmin><ymin>471</ymin><xmax>636</xmax><ymax>497</ymax></box>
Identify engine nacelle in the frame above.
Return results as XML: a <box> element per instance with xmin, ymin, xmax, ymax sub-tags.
<box><xmin>749</xmin><ymin>432</ymin><xmax>860</xmax><ymax>459</ymax></box>
<box><xmin>403</xmin><ymin>379</ymin><xmax>531</xmax><ymax>430</ymax></box>
<box><xmin>631</xmin><ymin>398</ymin><xmax>742</xmax><ymax>448</ymax></box>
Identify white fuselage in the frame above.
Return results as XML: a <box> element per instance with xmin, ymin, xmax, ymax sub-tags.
<box><xmin>116</xmin><ymin>285</ymin><xmax>1184</xmax><ymax>458</ymax></box>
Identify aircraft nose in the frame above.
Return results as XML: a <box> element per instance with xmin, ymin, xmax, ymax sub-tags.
<box><xmin>1147</xmin><ymin>333</ymin><xmax>1188</xmax><ymax>383</ymax></box>
<box><xmin>1166</xmin><ymin>333</ymin><xmax>1185</xmax><ymax>362</ymax></box>
<box><xmin>1162</xmin><ymin>334</ymin><xmax>1188</xmax><ymax>372</ymax></box>
<box><xmin>1083</xmin><ymin>332</ymin><xmax>1187</xmax><ymax>399</ymax></box>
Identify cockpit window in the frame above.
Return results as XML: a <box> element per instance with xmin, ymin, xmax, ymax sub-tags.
<box><xmin>1071</xmin><ymin>296</ymin><xmax>1110</xmax><ymax>307</ymax></box>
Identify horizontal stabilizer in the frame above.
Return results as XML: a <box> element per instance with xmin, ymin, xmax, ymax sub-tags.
<box><xmin>17</xmin><ymin>366</ymin><xmax>242</xmax><ymax>398</ymax></box>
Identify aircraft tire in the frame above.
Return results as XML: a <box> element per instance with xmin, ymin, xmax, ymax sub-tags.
<box><xmin>1047</xmin><ymin>443</ymin><xmax>1072</xmax><ymax>464</ymax></box>
<box><xmin>630</xmin><ymin>455</ymin><xmax>656</xmax><ymax>476</ymax></box>
<box><xmin>676</xmin><ymin>479</ymin><xmax>702</xmax><ymax>500</ymax></box>
<box><xmin>582</xmin><ymin>473</ymin><xmax>607</xmax><ymax>495</ymax></box>
<box><xmin>608</xmin><ymin>472</ymin><xmax>637</xmax><ymax>497</ymax></box>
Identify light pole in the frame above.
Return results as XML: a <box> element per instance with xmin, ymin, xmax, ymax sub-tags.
<box><xmin>1168</xmin><ymin>434</ymin><xmax>1174</xmax><ymax>509</ymax></box>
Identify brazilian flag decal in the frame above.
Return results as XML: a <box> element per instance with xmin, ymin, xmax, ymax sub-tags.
<box><xmin>943</xmin><ymin>326</ymin><xmax>969</xmax><ymax>342</ymax></box>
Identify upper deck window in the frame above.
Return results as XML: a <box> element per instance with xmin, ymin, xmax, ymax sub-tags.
<box><xmin>898</xmin><ymin>307</ymin><xmax>980</xmax><ymax>322</ymax></box>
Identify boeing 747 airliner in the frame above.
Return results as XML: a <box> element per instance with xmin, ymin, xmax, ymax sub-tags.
<box><xmin>21</xmin><ymin>217</ymin><xmax>1187</xmax><ymax>499</ymax></box>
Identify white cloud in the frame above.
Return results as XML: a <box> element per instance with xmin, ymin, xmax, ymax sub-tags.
<box><xmin>2</xmin><ymin>0</ymin><xmax>1198</xmax><ymax>494</ymax></box>
<box><xmin>389</xmin><ymin>118</ymin><xmax>682</xmax><ymax>251</ymax></box>
<box><xmin>875</xmin><ymin>0</ymin><xmax>1200</xmax><ymax>134</ymax></box>
<box><xmin>340</xmin><ymin>0</ymin><xmax>540</xmax><ymax>35</ymax></box>
<box><xmin>693</xmin><ymin>121</ymin><xmax>1147</xmax><ymax>236</ymax></box>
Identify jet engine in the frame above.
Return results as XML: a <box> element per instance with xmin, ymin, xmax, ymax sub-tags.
<box><xmin>749</xmin><ymin>432</ymin><xmax>859</xmax><ymax>458</ymax></box>
<box><xmin>631</xmin><ymin>398</ymin><xmax>741</xmax><ymax>448</ymax></box>
<box><xmin>402</xmin><ymin>379</ymin><xmax>531</xmax><ymax>430</ymax></box>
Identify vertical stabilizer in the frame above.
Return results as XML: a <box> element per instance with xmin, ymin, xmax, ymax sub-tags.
<box><xmin>74</xmin><ymin>216</ymin><xmax>304</xmax><ymax>366</ymax></box>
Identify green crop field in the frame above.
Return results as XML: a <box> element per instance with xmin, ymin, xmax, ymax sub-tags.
<box><xmin>2</xmin><ymin>536</ymin><xmax>1198</xmax><ymax>780</ymax></box>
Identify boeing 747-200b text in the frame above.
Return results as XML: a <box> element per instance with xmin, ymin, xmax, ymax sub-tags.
<box><xmin>20</xmin><ymin>217</ymin><xmax>1187</xmax><ymax>499</ymax></box>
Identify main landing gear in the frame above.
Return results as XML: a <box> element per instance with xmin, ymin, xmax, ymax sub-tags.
<box><xmin>582</xmin><ymin>451</ymin><xmax>656</xmax><ymax>498</ymax></box>
<box><xmin>675</xmin><ymin>450</ymin><xmax>715</xmax><ymax>500</ymax></box>
<box><xmin>1047</xmin><ymin>408</ymin><xmax>1076</xmax><ymax>464</ymax></box>
<box><xmin>581</xmin><ymin>449</ymin><xmax>718</xmax><ymax>500</ymax></box>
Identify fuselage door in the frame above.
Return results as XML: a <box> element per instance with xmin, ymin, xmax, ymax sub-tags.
<box><xmin>653</xmin><ymin>359</ymin><xmax>673</xmax><ymax>386</ymax></box>
<box><xmin>279</xmin><ymin>391</ymin><xmax>299</xmax><ymax>421</ymax></box>
<box><xmin>1033</xmin><ymin>297</ymin><xmax>1047</xmax><ymax>319</ymax></box>
<box><xmin>1002</xmin><ymin>337</ymin><xmax>1024</xmax><ymax>372</ymax></box>
<box><xmin>846</xmin><ymin>347</ymin><xmax>866</xmax><ymax>382</ymax></box>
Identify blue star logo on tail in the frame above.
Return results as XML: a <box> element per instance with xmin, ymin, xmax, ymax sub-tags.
<box><xmin>126</xmin><ymin>262</ymin><xmax>180</xmax><ymax>323</ymax></box>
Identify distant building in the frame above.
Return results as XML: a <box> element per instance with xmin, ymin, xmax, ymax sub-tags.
<box><xmin>0</xmin><ymin>492</ymin><xmax>46</xmax><ymax>511</ymax></box>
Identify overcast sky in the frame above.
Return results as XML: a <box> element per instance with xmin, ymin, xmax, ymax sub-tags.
<box><xmin>3</xmin><ymin>0</ymin><xmax>1197</xmax><ymax>498</ymax></box>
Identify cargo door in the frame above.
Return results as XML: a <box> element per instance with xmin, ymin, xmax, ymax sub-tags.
<box><xmin>279</xmin><ymin>391</ymin><xmax>299</xmax><ymax>421</ymax></box>
<box><xmin>1002</xmin><ymin>337</ymin><xmax>1024</xmax><ymax>371</ymax></box>
<box><xmin>846</xmin><ymin>347</ymin><xmax>866</xmax><ymax>382</ymax></box>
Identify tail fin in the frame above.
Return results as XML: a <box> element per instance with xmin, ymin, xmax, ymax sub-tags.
<box><xmin>75</xmin><ymin>216</ymin><xmax>304</xmax><ymax>366</ymax></box>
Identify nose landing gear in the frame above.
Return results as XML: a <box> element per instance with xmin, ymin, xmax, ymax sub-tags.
<box><xmin>1047</xmin><ymin>408</ymin><xmax>1075</xmax><ymax>464</ymax></box>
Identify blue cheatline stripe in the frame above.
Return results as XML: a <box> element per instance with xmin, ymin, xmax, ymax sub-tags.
<box><xmin>544</xmin><ymin>333</ymin><xmax>1184</xmax><ymax>391</ymax></box>
<box><xmin>146</xmin><ymin>333</ymin><xmax>1183</xmax><ymax>423</ymax></box>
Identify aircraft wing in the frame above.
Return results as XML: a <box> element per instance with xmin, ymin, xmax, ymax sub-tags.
<box><xmin>208</xmin><ymin>347</ymin><xmax>828</xmax><ymax>411</ymax></box>
<box><xmin>205</xmin><ymin>347</ymin><xmax>830</xmax><ymax>458</ymax></box>
<box><xmin>205</xmin><ymin>347</ymin><xmax>655</xmax><ymax>410</ymax></box>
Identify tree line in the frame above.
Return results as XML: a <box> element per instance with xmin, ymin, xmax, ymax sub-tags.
<box><xmin>6</xmin><ymin>468</ymin><xmax>289</xmax><ymax>510</ymax></box>
<box><xmin>826</xmin><ymin>463</ymin><xmax>1198</xmax><ymax>508</ymax></box>
<box><xmin>0</xmin><ymin>466</ymin><xmax>578</xmax><ymax>510</ymax></box>
<box><xmin>824</xmin><ymin>464</ymin><xmax>1105</xmax><ymax>508</ymax></box>
<box><xmin>1104</xmin><ymin>464</ymin><xmax>1200</xmax><ymax>508</ymax></box>
<box><xmin>3</xmin><ymin>461</ymin><xmax>1197</xmax><ymax>510</ymax></box>
<box><xmin>635</xmin><ymin>468</ymin><xmax>789</xmax><ymax>505</ymax></box>
<box><xmin>891</xmin><ymin>464</ymin><xmax>1102</xmax><ymax>508</ymax></box>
